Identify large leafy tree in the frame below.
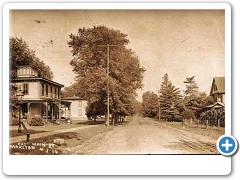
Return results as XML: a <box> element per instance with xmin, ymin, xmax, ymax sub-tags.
<box><xmin>61</xmin><ymin>83</ymin><xmax>80</xmax><ymax>98</ymax></box>
<box><xmin>159</xmin><ymin>74</ymin><xmax>182</xmax><ymax>121</ymax></box>
<box><xmin>10</xmin><ymin>37</ymin><xmax>53</xmax><ymax>80</ymax></box>
<box><xmin>127</xmin><ymin>98</ymin><xmax>142</xmax><ymax>116</ymax></box>
<box><xmin>68</xmin><ymin>25</ymin><xmax>145</xmax><ymax>126</ymax></box>
<box><xmin>141</xmin><ymin>91</ymin><xmax>159</xmax><ymax>118</ymax></box>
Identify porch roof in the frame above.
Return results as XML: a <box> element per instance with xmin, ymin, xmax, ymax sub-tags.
<box><xmin>206</xmin><ymin>102</ymin><xmax>225</xmax><ymax>109</ymax></box>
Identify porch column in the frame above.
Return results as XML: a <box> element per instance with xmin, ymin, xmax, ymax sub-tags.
<box><xmin>69</xmin><ymin>105</ymin><xmax>71</xmax><ymax>120</ymax></box>
<box><xmin>51</xmin><ymin>104</ymin><xmax>54</xmax><ymax>120</ymax></box>
<box><xmin>27</xmin><ymin>102</ymin><xmax>31</xmax><ymax>122</ymax></box>
<box><xmin>65</xmin><ymin>106</ymin><xmax>66</xmax><ymax>119</ymax></box>
<box><xmin>45</xmin><ymin>102</ymin><xmax>48</xmax><ymax>121</ymax></box>
<box><xmin>58</xmin><ymin>103</ymin><xmax>61</xmax><ymax>120</ymax></box>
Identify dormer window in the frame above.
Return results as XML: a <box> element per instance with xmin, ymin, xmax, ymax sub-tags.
<box><xmin>17</xmin><ymin>66</ymin><xmax>38</xmax><ymax>77</ymax></box>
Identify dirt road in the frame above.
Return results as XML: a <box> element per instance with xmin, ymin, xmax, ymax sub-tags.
<box><xmin>64</xmin><ymin>115</ymin><xmax>219</xmax><ymax>155</ymax></box>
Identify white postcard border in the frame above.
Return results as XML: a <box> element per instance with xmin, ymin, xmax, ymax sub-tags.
<box><xmin>3</xmin><ymin>2</ymin><xmax>231</xmax><ymax>175</ymax></box>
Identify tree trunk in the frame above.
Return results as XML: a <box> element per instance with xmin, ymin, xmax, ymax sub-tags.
<box><xmin>105</xmin><ymin>111</ymin><xmax>109</xmax><ymax>127</ymax></box>
<box><xmin>112</xmin><ymin>113</ymin><xmax>115</xmax><ymax>126</ymax></box>
<box><xmin>115</xmin><ymin>114</ymin><xmax>119</xmax><ymax>125</ymax></box>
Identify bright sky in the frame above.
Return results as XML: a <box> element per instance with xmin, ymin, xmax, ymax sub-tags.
<box><xmin>10</xmin><ymin>10</ymin><xmax>225</xmax><ymax>100</ymax></box>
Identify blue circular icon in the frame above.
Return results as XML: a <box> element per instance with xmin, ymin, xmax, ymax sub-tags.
<box><xmin>217</xmin><ymin>135</ymin><xmax>238</xmax><ymax>156</ymax></box>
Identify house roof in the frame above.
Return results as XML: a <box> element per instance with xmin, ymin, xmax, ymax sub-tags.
<box><xmin>11</xmin><ymin>77</ymin><xmax>64</xmax><ymax>87</ymax></box>
<box><xmin>62</xmin><ymin>96</ymin><xmax>86</xmax><ymax>100</ymax></box>
<box><xmin>210</xmin><ymin>77</ymin><xmax>225</xmax><ymax>95</ymax></box>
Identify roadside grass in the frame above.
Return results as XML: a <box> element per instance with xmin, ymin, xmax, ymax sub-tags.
<box><xmin>9</xmin><ymin>120</ymin><xmax>97</xmax><ymax>132</ymax></box>
<box><xmin>143</xmin><ymin>117</ymin><xmax>224</xmax><ymax>140</ymax></box>
<box><xmin>166</xmin><ymin>121</ymin><xmax>225</xmax><ymax>140</ymax></box>
<box><xmin>63</xmin><ymin>125</ymin><xmax>113</xmax><ymax>149</ymax></box>
<box><xmin>9</xmin><ymin>132</ymin><xmax>78</xmax><ymax>155</ymax></box>
<box><xmin>10</xmin><ymin>129</ymin><xmax>48</xmax><ymax>137</ymax></box>
<box><xmin>9</xmin><ymin>124</ymin><xmax>113</xmax><ymax>155</ymax></box>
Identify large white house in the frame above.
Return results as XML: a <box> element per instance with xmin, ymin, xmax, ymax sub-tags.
<box><xmin>11</xmin><ymin>65</ymin><xmax>64</xmax><ymax>121</ymax></box>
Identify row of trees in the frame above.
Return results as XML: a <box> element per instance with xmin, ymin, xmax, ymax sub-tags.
<box><xmin>142</xmin><ymin>74</ymin><xmax>214</xmax><ymax>122</ymax></box>
<box><xmin>63</xmin><ymin>25</ymin><xmax>145</xmax><ymax>126</ymax></box>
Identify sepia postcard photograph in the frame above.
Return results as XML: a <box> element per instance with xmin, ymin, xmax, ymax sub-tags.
<box><xmin>2</xmin><ymin>2</ymin><xmax>233</xmax><ymax>176</ymax></box>
<box><xmin>8</xmin><ymin>7</ymin><xmax>227</xmax><ymax>156</ymax></box>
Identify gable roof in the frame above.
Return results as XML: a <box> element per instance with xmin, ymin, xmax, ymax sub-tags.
<box><xmin>210</xmin><ymin>77</ymin><xmax>225</xmax><ymax>95</ymax></box>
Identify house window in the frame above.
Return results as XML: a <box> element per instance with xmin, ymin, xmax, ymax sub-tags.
<box><xmin>58</xmin><ymin>88</ymin><xmax>60</xmax><ymax>99</ymax></box>
<box><xmin>78</xmin><ymin>101</ymin><xmax>82</xmax><ymax>107</ymax></box>
<box><xmin>218</xmin><ymin>94</ymin><xmax>223</xmax><ymax>103</ymax></box>
<box><xmin>46</xmin><ymin>84</ymin><xmax>48</xmax><ymax>97</ymax></box>
<box><xmin>78</xmin><ymin>109</ymin><xmax>82</xmax><ymax>116</ymax></box>
<box><xmin>214</xmin><ymin>94</ymin><xmax>218</xmax><ymax>102</ymax></box>
<box><xmin>26</xmin><ymin>68</ymin><xmax>30</xmax><ymax>75</ymax></box>
<box><xmin>56</xmin><ymin>88</ymin><xmax>58</xmax><ymax>99</ymax></box>
<box><xmin>214</xmin><ymin>84</ymin><xmax>218</xmax><ymax>91</ymax></box>
<box><xmin>23</xmin><ymin>83</ymin><xmax>29</xmax><ymax>95</ymax></box>
<box><xmin>23</xmin><ymin>68</ymin><xmax>27</xmax><ymax>75</ymax></box>
<box><xmin>22</xmin><ymin>103</ymin><xmax>28</xmax><ymax>114</ymax></box>
<box><xmin>55</xmin><ymin>87</ymin><xmax>57</xmax><ymax>98</ymax></box>
<box><xmin>41</xmin><ymin>83</ymin><xmax>44</xmax><ymax>96</ymax></box>
<box><xmin>50</xmin><ymin>86</ymin><xmax>52</xmax><ymax>97</ymax></box>
<box><xmin>19</xmin><ymin>68</ymin><xmax>23</xmax><ymax>75</ymax></box>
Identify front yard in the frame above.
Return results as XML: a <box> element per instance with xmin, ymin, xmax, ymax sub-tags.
<box><xmin>9</xmin><ymin>119</ymin><xmax>112</xmax><ymax>155</ymax></box>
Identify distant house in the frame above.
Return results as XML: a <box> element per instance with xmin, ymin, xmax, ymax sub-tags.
<box><xmin>209</xmin><ymin>77</ymin><xmax>225</xmax><ymax>104</ymax></box>
<box><xmin>61</xmin><ymin>96</ymin><xmax>88</xmax><ymax>120</ymax></box>
<box><xmin>11</xmin><ymin>65</ymin><xmax>64</xmax><ymax>120</ymax></box>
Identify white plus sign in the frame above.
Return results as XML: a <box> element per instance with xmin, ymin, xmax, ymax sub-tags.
<box><xmin>222</xmin><ymin>139</ymin><xmax>233</xmax><ymax>151</ymax></box>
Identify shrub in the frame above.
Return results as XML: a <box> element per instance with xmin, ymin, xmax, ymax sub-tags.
<box><xmin>29</xmin><ymin>116</ymin><xmax>44</xmax><ymax>126</ymax></box>
<box><xmin>182</xmin><ymin>109</ymin><xmax>196</xmax><ymax>120</ymax></box>
<box><xmin>200</xmin><ymin>108</ymin><xmax>225</xmax><ymax>127</ymax></box>
<box><xmin>9</xmin><ymin>117</ymin><xmax>19</xmax><ymax>126</ymax></box>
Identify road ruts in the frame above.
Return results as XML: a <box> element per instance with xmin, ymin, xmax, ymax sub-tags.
<box><xmin>64</xmin><ymin>115</ymin><xmax>218</xmax><ymax>155</ymax></box>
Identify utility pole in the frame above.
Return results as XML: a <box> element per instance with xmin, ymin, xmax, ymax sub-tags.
<box><xmin>158</xmin><ymin>93</ymin><xmax>161</xmax><ymax>121</ymax></box>
<box><xmin>98</xmin><ymin>44</ymin><xmax>118</xmax><ymax>126</ymax></box>
<box><xmin>158</xmin><ymin>103</ymin><xmax>161</xmax><ymax>121</ymax></box>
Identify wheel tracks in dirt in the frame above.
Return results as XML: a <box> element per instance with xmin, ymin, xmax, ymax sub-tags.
<box><xmin>140</xmin><ymin>118</ymin><xmax>218</xmax><ymax>153</ymax></box>
<box><xmin>65</xmin><ymin>117</ymin><xmax>142</xmax><ymax>154</ymax></box>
